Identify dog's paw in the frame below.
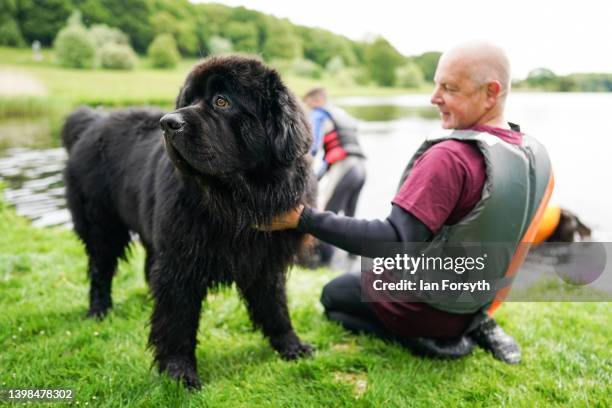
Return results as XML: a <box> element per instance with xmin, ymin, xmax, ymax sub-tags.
<box><xmin>272</xmin><ymin>333</ymin><xmax>314</xmax><ymax>360</ymax></box>
<box><xmin>280</xmin><ymin>341</ymin><xmax>314</xmax><ymax>361</ymax></box>
<box><xmin>162</xmin><ymin>357</ymin><xmax>202</xmax><ymax>390</ymax></box>
<box><xmin>86</xmin><ymin>305</ymin><xmax>110</xmax><ymax>320</ymax></box>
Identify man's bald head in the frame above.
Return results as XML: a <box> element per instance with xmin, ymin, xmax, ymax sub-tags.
<box><xmin>431</xmin><ymin>41</ymin><xmax>511</xmax><ymax>129</ymax></box>
<box><xmin>439</xmin><ymin>41</ymin><xmax>511</xmax><ymax>100</ymax></box>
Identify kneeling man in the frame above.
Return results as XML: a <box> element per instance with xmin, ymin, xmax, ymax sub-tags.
<box><xmin>262</xmin><ymin>41</ymin><xmax>553</xmax><ymax>363</ymax></box>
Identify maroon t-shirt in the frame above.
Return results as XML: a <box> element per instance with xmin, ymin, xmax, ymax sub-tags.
<box><xmin>393</xmin><ymin>125</ymin><xmax>523</xmax><ymax>233</ymax></box>
<box><xmin>369</xmin><ymin>125</ymin><xmax>524</xmax><ymax>338</ymax></box>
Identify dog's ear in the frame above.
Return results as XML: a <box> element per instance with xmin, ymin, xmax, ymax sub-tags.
<box><xmin>265</xmin><ymin>74</ymin><xmax>311</xmax><ymax>166</ymax></box>
<box><xmin>175</xmin><ymin>72</ymin><xmax>194</xmax><ymax>109</ymax></box>
<box><xmin>571</xmin><ymin>212</ymin><xmax>592</xmax><ymax>240</ymax></box>
<box><xmin>576</xmin><ymin>221</ymin><xmax>592</xmax><ymax>241</ymax></box>
<box><xmin>175</xmin><ymin>85</ymin><xmax>189</xmax><ymax>109</ymax></box>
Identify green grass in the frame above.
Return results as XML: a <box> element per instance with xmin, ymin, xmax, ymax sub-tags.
<box><xmin>0</xmin><ymin>197</ymin><xmax>610</xmax><ymax>407</ymax></box>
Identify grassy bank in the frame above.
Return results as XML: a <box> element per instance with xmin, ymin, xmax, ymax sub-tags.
<box><xmin>0</xmin><ymin>194</ymin><xmax>610</xmax><ymax>407</ymax></box>
<box><xmin>0</xmin><ymin>47</ymin><xmax>431</xmax><ymax>119</ymax></box>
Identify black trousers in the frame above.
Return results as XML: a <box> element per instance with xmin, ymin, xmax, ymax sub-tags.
<box><xmin>320</xmin><ymin>273</ymin><xmax>478</xmax><ymax>359</ymax></box>
<box><xmin>320</xmin><ymin>272</ymin><xmax>395</xmax><ymax>341</ymax></box>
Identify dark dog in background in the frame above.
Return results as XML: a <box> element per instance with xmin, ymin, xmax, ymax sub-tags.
<box><xmin>548</xmin><ymin>208</ymin><xmax>591</xmax><ymax>242</ymax></box>
<box><xmin>62</xmin><ymin>56</ymin><xmax>316</xmax><ymax>389</ymax></box>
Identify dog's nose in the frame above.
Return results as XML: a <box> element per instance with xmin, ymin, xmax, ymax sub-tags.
<box><xmin>160</xmin><ymin>113</ymin><xmax>185</xmax><ymax>133</ymax></box>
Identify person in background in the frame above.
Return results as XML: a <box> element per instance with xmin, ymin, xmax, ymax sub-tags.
<box><xmin>261</xmin><ymin>41</ymin><xmax>554</xmax><ymax>363</ymax></box>
<box><xmin>303</xmin><ymin>87</ymin><xmax>367</xmax><ymax>266</ymax></box>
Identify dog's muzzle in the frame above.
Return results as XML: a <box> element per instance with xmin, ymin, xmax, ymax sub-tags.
<box><xmin>160</xmin><ymin>113</ymin><xmax>185</xmax><ymax>136</ymax></box>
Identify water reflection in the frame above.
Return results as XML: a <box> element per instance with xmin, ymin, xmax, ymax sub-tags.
<box><xmin>0</xmin><ymin>118</ymin><xmax>58</xmax><ymax>150</ymax></box>
<box><xmin>0</xmin><ymin>147</ymin><xmax>70</xmax><ymax>227</ymax></box>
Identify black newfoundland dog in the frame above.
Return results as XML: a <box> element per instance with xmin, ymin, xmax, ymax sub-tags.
<box><xmin>62</xmin><ymin>56</ymin><xmax>316</xmax><ymax>388</ymax></box>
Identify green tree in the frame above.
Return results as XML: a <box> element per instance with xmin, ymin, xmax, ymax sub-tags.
<box><xmin>571</xmin><ymin>73</ymin><xmax>612</xmax><ymax>92</ymax></box>
<box><xmin>352</xmin><ymin>41</ymin><xmax>367</xmax><ymax>65</ymax></box>
<box><xmin>0</xmin><ymin>0</ymin><xmax>17</xmax><ymax>16</ymax></box>
<box><xmin>73</xmin><ymin>0</ymin><xmax>111</xmax><ymax>22</ymax></box>
<box><xmin>192</xmin><ymin>2</ymin><xmax>233</xmax><ymax>54</ymax></box>
<box><xmin>557</xmin><ymin>76</ymin><xmax>577</xmax><ymax>92</ymax></box>
<box><xmin>325</xmin><ymin>55</ymin><xmax>344</xmax><ymax>75</ymax></box>
<box><xmin>99</xmin><ymin>42</ymin><xmax>137</xmax><ymax>70</ymax></box>
<box><xmin>149</xmin><ymin>10</ymin><xmax>198</xmax><ymax>56</ymax></box>
<box><xmin>53</xmin><ymin>11</ymin><xmax>96</xmax><ymax>68</ymax></box>
<box><xmin>0</xmin><ymin>0</ymin><xmax>25</xmax><ymax>46</ymax></box>
<box><xmin>223</xmin><ymin>21</ymin><xmax>257</xmax><ymax>53</ymax></box>
<box><xmin>262</xmin><ymin>18</ymin><xmax>301</xmax><ymax>60</ymax></box>
<box><xmin>229</xmin><ymin>6</ymin><xmax>268</xmax><ymax>51</ymax></box>
<box><xmin>396</xmin><ymin>62</ymin><xmax>425</xmax><ymax>88</ymax></box>
<box><xmin>147</xmin><ymin>33</ymin><xmax>179</xmax><ymax>68</ymax></box>
<box><xmin>291</xmin><ymin>58</ymin><xmax>321</xmax><ymax>78</ymax></box>
<box><xmin>526</xmin><ymin>67</ymin><xmax>557</xmax><ymax>89</ymax></box>
<box><xmin>16</xmin><ymin>0</ymin><xmax>72</xmax><ymax>46</ymax></box>
<box><xmin>74</xmin><ymin>0</ymin><xmax>154</xmax><ymax>53</ymax></box>
<box><xmin>412</xmin><ymin>51</ymin><xmax>442</xmax><ymax>82</ymax></box>
<box><xmin>0</xmin><ymin>18</ymin><xmax>24</xmax><ymax>46</ymax></box>
<box><xmin>89</xmin><ymin>24</ymin><xmax>129</xmax><ymax>48</ymax></box>
<box><xmin>102</xmin><ymin>0</ymin><xmax>153</xmax><ymax>53</ymax></box>
<box><xmin>364</xmin><ymin>37</ymin><xmax>404</xmax><ymax>86</ymax></box>
<box><xmin>298</xmin><ymin>27</ymin><xmax>357</xmax><ymax>67</ymax></box>
<box><xmin>206</xmin><ymin>35</ymin><xmax>233</xmax><ymax>55</ymax></box>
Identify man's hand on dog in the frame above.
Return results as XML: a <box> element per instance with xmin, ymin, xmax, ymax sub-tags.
<box><xmin>256</xmin><ymin>205</ymin><xmax>304</xmax><ymax>231</ymax></box>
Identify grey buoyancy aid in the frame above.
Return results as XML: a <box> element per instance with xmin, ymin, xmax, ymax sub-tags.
<box><xmin>397</xmin><ymin>126</ymin><xmax>554</xmax><ymax>314</ymax></box>
<box><xmin>322</xmin><ymin>105</ymin><xmax>365</xmax><ymax>164</ymax></box>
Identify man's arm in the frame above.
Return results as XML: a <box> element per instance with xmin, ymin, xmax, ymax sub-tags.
<box><xmin>297</xmin><ymin>204</ymin><xmax>432</xmax><ymax>257</ymax></box>
<box><xmin>260</xmin><ymin>141</ymin><xmax>471</xmax><ymax>255</ymax></box>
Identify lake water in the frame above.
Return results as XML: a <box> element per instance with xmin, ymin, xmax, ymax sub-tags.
<box><xmin>1</xmin><ymin>92</ymin><xmax>611</xmax><ymax>239</ymax></box>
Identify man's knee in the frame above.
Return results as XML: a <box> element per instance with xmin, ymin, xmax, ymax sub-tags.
<box><xmin>319</xmin><ymin>273</ymin><xmax>350</xmax><ymax>311</ymax></box>
<box><xmin>320</xmin><ymin>280</ymin><xmax>335</xmax><ymax>312</ymax></box>
<box><xmin>320</xmin><ymin>272</ymin><xmax>361</xmax><ymax>313</ymax></box>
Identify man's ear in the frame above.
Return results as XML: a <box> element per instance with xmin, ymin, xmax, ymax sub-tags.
<box><xmin>266</xmin><ymin>88</ymin><xmax>311</xmax><ymax>165</ymax></box>
<box><xmin>487</xmin><ymin>81</ymin><xmax>503</xmax><ymax>97</ymax></box>
<box><xmin>485</xmin><ymin>80</ymin><xmax>502</xmax><ymax>107</ymax></box>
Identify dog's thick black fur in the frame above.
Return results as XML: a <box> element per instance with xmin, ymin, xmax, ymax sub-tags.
<box><xmin>62</xmin><ymin>56</ymin><xmax>315</xmax><ymax>389</ymax></box>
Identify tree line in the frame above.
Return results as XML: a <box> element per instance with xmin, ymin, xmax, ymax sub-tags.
<box><xmin>514</xmin><ymin>68</ymin><xmax>612</xmax><ymax>92</ymax></box>
<box><xmin>0</xmin><ymin>0</ymin><xmax>442</xmax><ymax>87</ymax></box>
<box><xmin>5</xmin><ymin>0</ymin><xmax>607</xmax><ymax>91</ymax></box>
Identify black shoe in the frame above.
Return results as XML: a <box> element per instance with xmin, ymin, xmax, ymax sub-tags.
<box><xmin>401</xmin><ymin>336</ymin><xmax>475</xmax><ymax>359</ymax></box>
<box><xmin>468</xmin><ymin>316</ymin><xmax>521</xmax><ymax>364</ymax></box>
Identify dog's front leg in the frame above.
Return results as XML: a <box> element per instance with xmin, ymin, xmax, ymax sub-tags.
<box><xmin>238</xmin><ymin>267</ymin><xmax>313</xmax><ymax>360</ymax></box>
<box><xmin>148</xmin><ymin>260</ymin><xmax>205</xmax><ymax>390</ymax></box>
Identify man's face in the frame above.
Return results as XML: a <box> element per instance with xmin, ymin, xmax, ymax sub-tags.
<box><xmin>430</xmin><ymin>57</ymin><xmax>488</xmax><ymax>129</ymax></box>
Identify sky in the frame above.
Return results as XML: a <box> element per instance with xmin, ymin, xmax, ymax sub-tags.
<box><xmin>198</xmin><ymin>0</ymin><xmax>611</xmax><ymax>79</ymax></box>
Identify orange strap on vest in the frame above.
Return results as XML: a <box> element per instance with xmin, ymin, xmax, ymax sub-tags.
<box><xmin>533</xmin><ymin>205</ymin><xmax>561</xmax><ymax>244</ymax></box>
<box><xmin>487</xmin><ymin>171</ymin><xmax>555</xmax><ymax>315</ymax></box>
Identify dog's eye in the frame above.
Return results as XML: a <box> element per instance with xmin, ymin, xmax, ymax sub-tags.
<box><xmin>214</xmin><ymin>96</ymin><xmax>229</xmax><ymax>108</ymax></box>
